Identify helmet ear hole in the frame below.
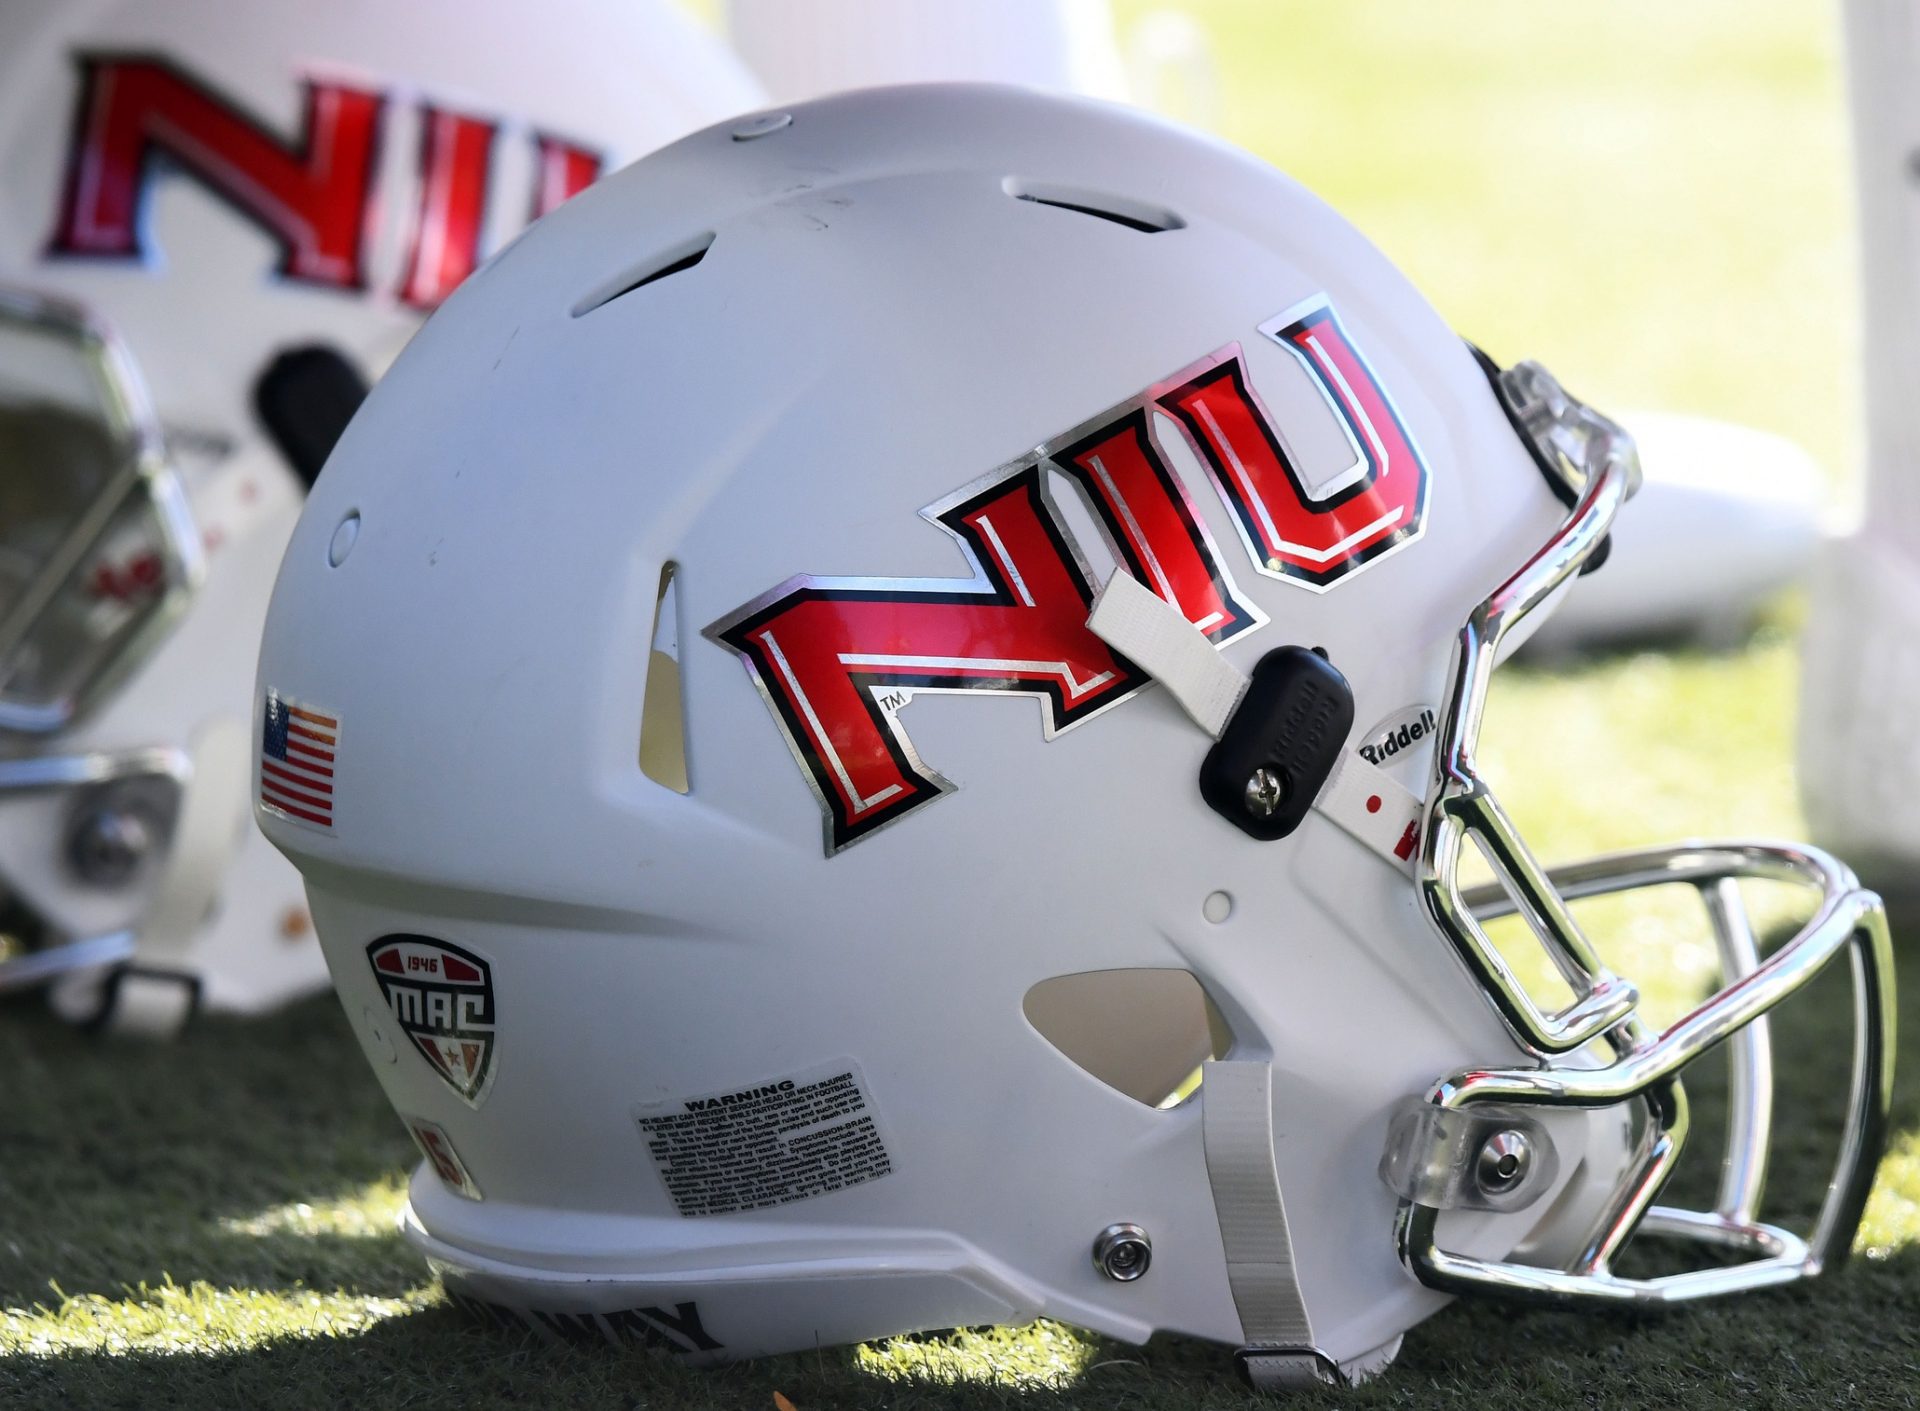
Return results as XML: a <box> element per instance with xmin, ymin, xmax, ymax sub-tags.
<box><xmin>1023</xmin><ymin>969</ymin><xmax>1231</xmax><ymax>1108</ymax></box>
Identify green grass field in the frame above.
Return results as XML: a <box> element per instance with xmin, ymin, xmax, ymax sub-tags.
<box><xmin>10</xmin><ymin>2</ymin><xmax>1917</xmax><ymax>1407</ymax></box>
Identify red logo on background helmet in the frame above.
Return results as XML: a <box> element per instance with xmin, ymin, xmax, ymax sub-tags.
<box><xmin>47</xmin><ymin>54</ymin><xmax>603</xmax><ymax>309</ymax></box>
<box><xmin>710</xmin><ymin>298</ymin><xmax>1431</xmax><ymax>853</ymax></box>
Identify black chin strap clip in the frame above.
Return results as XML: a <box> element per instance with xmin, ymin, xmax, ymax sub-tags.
<box><xmin>1197</xmin><ymin>646</ymin><xmax>1354</xmax><ymax>841</ymax></box>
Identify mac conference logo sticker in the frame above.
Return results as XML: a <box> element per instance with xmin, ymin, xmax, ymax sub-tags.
<box><xmin>368</xmin><ymin>935</ymin><xmax>497</xmax><ymax>1106</ymax></box>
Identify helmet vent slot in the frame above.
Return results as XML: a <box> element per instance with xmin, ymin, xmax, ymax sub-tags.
<box><xmin>572</xmin><ymin>233</ymin><xmax>715</xmax><ymax>317</ymax></box>
<box><xmin>1023</xmin><ymin>969</ymin><xmax>1230</xmax><ymax>1108</ymax></box>
<box><xmin>1003</xmin><ymin>179</ymin><xmax>1185</xmax><ymax>235</ymax></box>
<box><xmin>639</xmin><ymin>561</ymin><xmax>690</xmax><ymax>794</ymax></box>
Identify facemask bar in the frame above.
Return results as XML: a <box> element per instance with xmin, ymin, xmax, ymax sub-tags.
<box><xmin>0</xmin><ymin>290</ymin><xmax>204</xmax><ymax>998</ymax></box>
<box><xmin>1423</xmin><ymin>361</ymin><xmax>1647</xmax><ymax>1055</ymax></box>
<box><xmin>1394</xmin><ymin>361</ymin><xmax>1895</xmax><ymax>1303</ymax></box>
<box><xmin>0</xmin><ymin>286</ymin><xmax>203</xmax><ymax>735</ymax></box>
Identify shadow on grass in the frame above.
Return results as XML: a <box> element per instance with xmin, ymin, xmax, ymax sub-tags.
<box><xmin>0</xmin><ymin>994</ymin><xmax>420</xmax><ymax>1305</ymax></box>
<box><xmin>4</xmin><ymin>899</ymin><xmax>1919</xmax><ymax>1410</ymax></box>
<box><xmin>8</xmin><ymin>1250</ymin><xmax>1920</xmax><ymax>1411</ymax></box>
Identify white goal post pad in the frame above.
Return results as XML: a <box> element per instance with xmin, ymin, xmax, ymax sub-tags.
<box><xmin>1523</xmin><ymin>410</ymin><xmax>1823</xmax><ymax>654</ymax></box>
<box><xmin>1799</xmin><ymin>0</ymin><xmax>1920</xmax><ymax>885</ymax></box>
<box><xmin>723</xmin><ymin>0</ymin><xmax>1130</xmax><ymax>103</ymax></box>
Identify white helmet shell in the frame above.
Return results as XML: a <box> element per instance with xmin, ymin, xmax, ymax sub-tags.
<box><xmin>0</xmin><ymin>0</ymin><xmax>764</xmax><ymax>1033</ymax></box>
<box><xmin>259</xmin><ymin>86</ymin><xmax>1893</xmax><ymax>1383</ymax></box>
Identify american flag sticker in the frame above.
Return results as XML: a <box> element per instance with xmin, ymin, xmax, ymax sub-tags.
<box><xmin>260</xmin><ymin>690</ymin><xmax>339</xmax><ymax>829</ymax></box>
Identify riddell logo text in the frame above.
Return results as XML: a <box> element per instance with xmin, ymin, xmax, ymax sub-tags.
<box><xmin>1358</xmin><ymin>709</ymin><xmax>1437</xmax><ymax>767</ymax></box>
<box><xmin>710</xmin><ymin>298</ymin><xmax>1433</xmax><ymax>853</ymax></box>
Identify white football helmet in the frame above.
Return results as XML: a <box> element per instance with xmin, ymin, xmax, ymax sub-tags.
<box><xmin>0</xmin><ymin>0</ymin><xmax>764</xmax><ymax>1034</ymax></box>
<box><xmin>258</xmin><ymin>86</ymin><xmax>1893</xmax><ymax>1386</ymax></box>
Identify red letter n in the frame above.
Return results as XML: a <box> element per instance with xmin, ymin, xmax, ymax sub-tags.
<box><xmin>47</xmin><ymin>54</ymin><xmax>383</xmax><ymax>291</ymax></box>
<box><xmin>709</xmin><ymin>464</ymin><xmax>1150</xmax><ymax>852</ymax></box>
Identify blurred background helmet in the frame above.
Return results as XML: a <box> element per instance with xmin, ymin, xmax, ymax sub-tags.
<box><xmin>258</xmin><ymin>86</ymin><xmax>1890</xmax><ymax>1385</ymax></box>
<box><xmin>0</xmin><ymin>0</ymin><xmax>765</xmax><ymax>1035</ymax></box>
<box><xmin>724</xmin><ymin>0</ymin><xmax>1132</xmax><ymax>104</ymax></box>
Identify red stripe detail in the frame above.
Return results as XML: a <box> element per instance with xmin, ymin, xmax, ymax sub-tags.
<box><xmin>279</xmin><ymin>747</ymin><xmax>334</xmax><ymax>778</ymax></box>
<box><xmin>262</xmin><ymin>763</ymin><xmax>333</xmax><ymax>805</ymax></box>
<box><xmin>374</xmin><ymin>949</ymin><xmax>403</xmax><ymax>974</ymax></box>
<box><xmin>397</xmin><ymin>106</ymin><xmax>497</xmax><ymax>309</ymax></box>
<box><xmin>263</xmin><ymin>758</ymin><xmax>333</xmax><ymax>793</ymax></box>
<box><xmin>286</xmin><ymin>738</ymin><xmax>335</xmax><ymax>764</ymax></box>
<box><xmin>288</xmin><ymin>706</ymin><xmax>338</xmax><ymax>728</ymax></box>
<box><xmin>261</xmin><ymin>790</ymin><xmax>332</xmax><ymax>821</ymax></box>
<box><xmin>1394</xmin><ymin>821</ymin><xmax>1420</xmax><ymax>861</ymax></box>
<box><xmin>531</xmin><ymin>133</ymin><xmax>602</xmax><ymax>218</ymax></box>
<box><xmin>288</xmin><ymin>722</ymin><xmax>336</xmax><ymax>745</ymax></box>
<box><xmin>442</xmin><ymin>956</ymin><xmax>480</xmax><ymax>983</ymax></box>
<box><xmin>261</xmin><ymin>791</ymin><xmax>331</xmax><ymax>827</ymax></box>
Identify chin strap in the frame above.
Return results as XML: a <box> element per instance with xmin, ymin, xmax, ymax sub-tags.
<box><xmin>1096</xmin><ymin>572</ymin><xmax>1414</xmax><ymax>1388</ymax></box>
<box><xmin>1201</xmin><ymin>1059</ymin><xmax>1349</xmax><ymax>1390</ymax></box>
<box><xmin>1085</xmin><ymin>567</ymin><xmax>1249</xmax><ymax>736</ymax></box>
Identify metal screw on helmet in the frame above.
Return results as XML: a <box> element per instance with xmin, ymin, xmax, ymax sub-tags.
<box><xmin>1475</xmin><ymin>1129</ymin><xmax>1535</xmax><ymax>1197</ymax></box>
<box><xmin>1243</xmin><ymin>766</ymin><xmax>1286</xmax><ymax>819</ymax></box>
<box><xmin>68</xmin><ymin>806</ymin><xmax>152</xmax><ymax>887</ymax></box>
<box><xmin>1093</xmin><ymin>1223</ymin><xmax>1153</xmax><ymax>1282</ymax></box>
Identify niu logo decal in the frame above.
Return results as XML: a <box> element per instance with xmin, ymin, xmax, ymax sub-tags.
<box><xmin>47</xmin><ymin>54</ymin><xmax>604</xmax><ymax>309</ymax></box>
<box><xmin>368</xmin><ymin>935</ymin><xmax>498</xmax><ymax>1106</ymax></box>
<box><xmin>709</xmin><ymin>298</ymin><xmax>1430</xmax><ymax>853</ymax></box>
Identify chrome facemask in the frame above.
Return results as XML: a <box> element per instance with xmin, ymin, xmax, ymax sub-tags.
<box><xmin>0</xmin><ymin>288</ymin><xmax>204</xmax><ymax>993</ymax></box>
<box><xmin>0</xmin><ymin>287</ymin><xmax>202</xmax><ymax>732</ymax></box>
<box><xmin>1384</xmin><ymin>359</ymin><xmax>1895</xmax><ymax>1304</ymax></box>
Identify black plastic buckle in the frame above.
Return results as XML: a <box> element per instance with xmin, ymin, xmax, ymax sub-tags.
<box><xmin>254</xmin><ymin>345</ymin><xmax>370</xmax><ymax>488</ymax></box>
<box><xmin>1199</xmin><ymin>646</ymin><xmax>1353</xmax><ymax>841</ymax></box>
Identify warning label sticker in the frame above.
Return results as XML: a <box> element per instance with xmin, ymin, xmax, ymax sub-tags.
<box><xmin>634</xmin><ymin>1061</ymin><xmax>893</xmax><ymax>1217</ymax></box>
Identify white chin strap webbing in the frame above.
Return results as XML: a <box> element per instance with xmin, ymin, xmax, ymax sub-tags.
<box><xmin>1202</xmin><ymin>1059</ymin><xmax>1344</xmax><ymax>1388</ymax></box>
<box><xmin>1088</xmin><ymin>570</ymin><xmax>1419</xmax><ymax>1388</ymax></box>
